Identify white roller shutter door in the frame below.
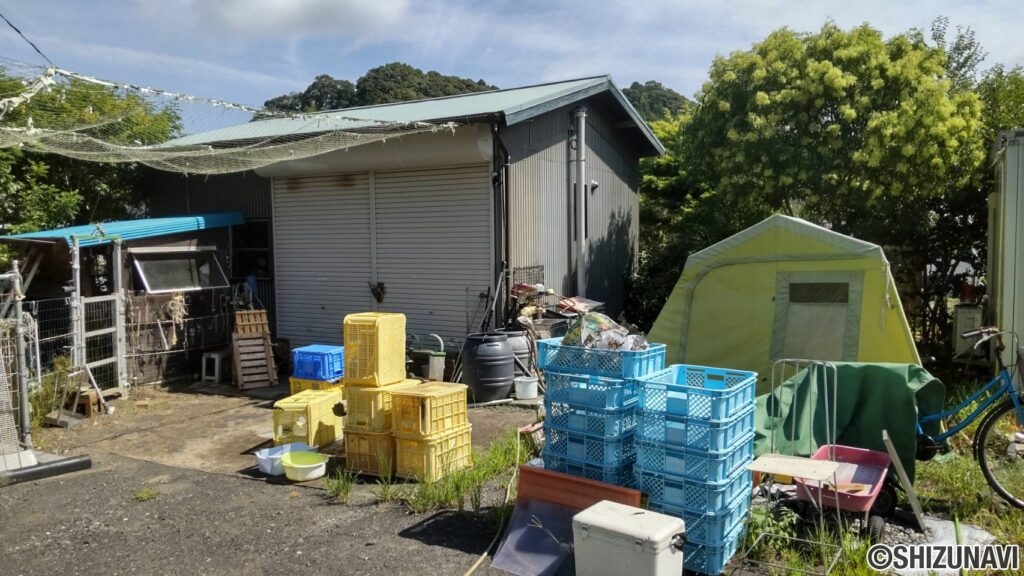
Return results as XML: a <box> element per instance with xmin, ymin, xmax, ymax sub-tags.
<box><xmin>374</xmin><ymin>165</ymin><xmax>493</xmax><ymax>343</ymax></box>
<box><xmin>272</xmin><ymin>174</ymin><xmax>373</xmax><ymax>346</ymax></box>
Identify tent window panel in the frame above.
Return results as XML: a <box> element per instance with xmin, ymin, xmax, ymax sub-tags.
<box><xmin>790</xmin><ymin>282</ymin><xmax>849</xmax><ymax>303</ymax></box>
<box><xmin>133</xmin><ymin>252</ymin><xmax>229</xmax><ymax>294</ymax></box>
<box><xmin>782</xmin><ymin>302</ymin><xmax>848</xmax><ymax>361</ymax></box>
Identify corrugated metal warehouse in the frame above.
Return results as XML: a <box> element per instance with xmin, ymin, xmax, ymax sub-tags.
<box><xmin>145</xmin><ymin>76</ymin><xmax>663</xmax><ymax>347</ymax></box>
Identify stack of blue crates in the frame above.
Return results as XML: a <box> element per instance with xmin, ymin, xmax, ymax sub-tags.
<box><xmin>538</xmin><ymin>337</ymin><xmax>666</xmax><ymax>487</ymax></box>
<box><xmin>634</xmin><ymin>364</ymin><xmax>757</xmax><ymax>576</ymax></box>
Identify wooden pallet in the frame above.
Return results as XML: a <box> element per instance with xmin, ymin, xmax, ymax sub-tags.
<box><xmin>232</xmin><ymin>332</ymin><xmax>277</xmax><ymax>389</ymax></box>
<box><xmin>234</xmin><ymin>310</ymin><xmax>270</xmax><ymax>335</ymax></box>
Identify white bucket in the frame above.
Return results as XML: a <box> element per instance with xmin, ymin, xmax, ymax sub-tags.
<box><xmin>514</xmin><ymin>376</ymin><xmax>539</xmax><ymax>400</ymax></box>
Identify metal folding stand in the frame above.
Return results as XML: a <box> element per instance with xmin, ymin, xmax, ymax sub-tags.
<box><xmin>740</xmin><ymin>359</ymin><xmax>844</xmax><ymax>576</ymax></box>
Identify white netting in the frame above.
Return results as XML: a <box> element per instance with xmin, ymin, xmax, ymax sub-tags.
<box><xmin>0</xmin><ymin>59</ymin><xmax>456</xmax><ymax>174</ymax></box>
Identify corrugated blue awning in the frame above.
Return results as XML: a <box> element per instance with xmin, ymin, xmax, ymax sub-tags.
<box><xmin>0</xmin><ymin>212</ymin><xmax>245</xmax><ymax>247</ymax></box>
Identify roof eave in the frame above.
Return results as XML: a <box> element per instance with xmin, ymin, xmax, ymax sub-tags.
<box><xmin>504</xmin><ymin>78</ymin><xmax>664</xmax><ymax>157</ymax></box>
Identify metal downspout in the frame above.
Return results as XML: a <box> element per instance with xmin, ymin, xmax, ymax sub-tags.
<box><xmin>575</xmin><ymin>107</ymin><xmax>587</xmax><ymax>297</ymax></box>
<box><xmin>492</xmin><ymin>122</ymin><xmax>512</xmax><ymax>327</ymax></box>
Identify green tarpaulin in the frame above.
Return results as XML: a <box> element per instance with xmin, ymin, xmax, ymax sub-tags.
<box><xmin>754</xmin><ymin>362</ymin><xmax>945</xmax><ymax>483</ymax></box>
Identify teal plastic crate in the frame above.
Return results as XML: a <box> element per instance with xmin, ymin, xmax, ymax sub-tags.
<box><xmin>545</xmin><ymin>426</ymin><xmax>636</xmax><ymax>467</ymax></box>
<box><xmin>649</xmin><ymin>489</ymin><xmax>751</xmax><ymax>547</ymax></box>
<box><xmin>638</xmin><ymin>364</ymin><xmax>756</xmax><ymax>420</ymax></box>
<box><xmin>636</xmin><ymin>433</ymin><xmax>753</xmax><ymax>483</ymax></box>
<box><xmin>636</xmin><ymin>405</ymin><xmax>755</xmax><ymax>451</ymax></box>
<box><xmin>634</xmin><ymin>466</ymin><xmax>752</xmax><ymax>514</ymax></box>
<box><xmin>681</xmin><ymin>518</ymin><xmax>745</xmax><ymax>575</ymax></box>
<box><xmin>537</xmin><ymin>338</ymin><xmax>666</xmax><ymax>379</ymax></box>
<box><xmin>544</xmin><ymin>399</ymin><xmax>636</xmax><ymax>438</ymax></box>
<box><xmin>544</xmin><ymin>371</ymin><xmax>639</xmax><ymax>409</ymax></box>
<box><xmin>542</xmin><ymin>452</ymin><xmax>634</xmax><ymax>487</ymax></box>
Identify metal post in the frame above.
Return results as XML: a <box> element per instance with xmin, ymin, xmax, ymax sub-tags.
<box><xmin>12</xmin><ymin>260</ymin><xmax>30</xmax><ymax>447</ymax></box>
<box><xmin>71</xmin><ymin>237</ymin><xmax>82</xmax><ymax>368</ymax></box>
<box><xmin>112</xmin><ymin>241</ymin><xmax>127</xmax><ymax>397</ymax></box>
<box><xmin>575</xmin><ymin>107</ymin><xmax>588</xmax><ymax>297</ymax></box>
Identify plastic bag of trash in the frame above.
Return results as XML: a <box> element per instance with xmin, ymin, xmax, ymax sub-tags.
<box><xmin>562</xmin><ymin>312</ymin><xmax>648</xmax><ymax>350</ymax></box>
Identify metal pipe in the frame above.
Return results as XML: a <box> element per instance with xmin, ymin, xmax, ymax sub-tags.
<box><xmin>0</xmin><ymin>454</ymin><xmax>92</xmax><ymax>486</ymax></box>
<box><xmin>12</xmin><ymin>260</ymin><xmax>31</xmax><ymax>447</ymax></box>
<box><xmin>71</xmin><ymin>237</ymin><xmax>82</xmax><ymax>368</ymax></box>
<box><xmin>575</xmin><ymin>107</ymin><xmax>588</xmax><ymax>297</ymax></box>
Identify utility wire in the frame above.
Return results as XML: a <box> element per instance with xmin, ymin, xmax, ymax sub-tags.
<box><xmin>0</xmin><ymin>13</ymin><xmax>54</xmax><ymax>67</ymax></box>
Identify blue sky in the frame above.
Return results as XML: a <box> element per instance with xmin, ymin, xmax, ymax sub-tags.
<box><xmin>1</xmin><ymin>0</ymin><xmax>1023</xmax><ymax>110</ymax></box>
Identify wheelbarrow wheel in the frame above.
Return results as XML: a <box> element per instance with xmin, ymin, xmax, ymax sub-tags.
<box><xmin>870</xmin><ymin>482</ymin><xmax>899</xmax><ymax>518</ymax></box>
<box><xmin>866</xmin><ymin>515</ymin><xmax>887</xmax><ymax>544</ymax></box>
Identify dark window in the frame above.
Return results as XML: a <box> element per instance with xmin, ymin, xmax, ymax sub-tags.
<box><xmin>790</xmin><ymin>283</ymin><xmax>849</xmax><ymax>303</ymax></box>
<box><xmin>133</xmin><ymin>251</ymin><xmax>229</xmax><ymax>293</ymax></box>
<box><xmin>230</xmin><ymin>221</ymin><xmax>272</xmax><ymax>279</ymax></box>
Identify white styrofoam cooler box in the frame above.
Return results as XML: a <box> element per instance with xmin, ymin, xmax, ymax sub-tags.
<box><xmin>573</xmin><ymin>500</ymin><xmax>686</xmax><ymax>576</ymax></box>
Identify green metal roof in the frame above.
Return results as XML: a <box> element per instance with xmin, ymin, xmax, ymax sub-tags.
<box><xmin>1</xmin><ymin>212</ymin><xmax>244</xmax><ymax>247</ymax></box>
<box><xmin>165</xmin><ymin>76</ymin><xmax>663</xmax><ymax>155</ymax></box>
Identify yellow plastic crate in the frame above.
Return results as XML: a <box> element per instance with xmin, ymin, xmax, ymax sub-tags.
<box><xmin>343</xmin><ymin>312</ymin><xmax>406</xmax><ymax>386</ymax></box>
<box><xmin>395</xmin><ymin>424</ymin><xmax>473</xmax><ymax>482</ymax></box>
<box><xmin>392</xmin><ymin>382</ymin><xmax>468</xmax><ymax>439</ymax></box>
<box><xmin>289</xmin><ymin>376</ymin><xmax>344</xmax><ymax>395</ymax></box>
<box><xmin>344</xmin><ymin>379</ymin><xmax>421</xmax><ymax>433</ymax></box>
<box><xmin>345</xmin><ymin>430</ymin><xmax>395</xmax><ymax>477</ymax></box>
<box><xmin>273</xmin><ymin>389</ymin><xmax>344</xmax><ymax>448</ymax></box>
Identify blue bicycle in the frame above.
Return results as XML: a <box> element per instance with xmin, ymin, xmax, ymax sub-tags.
<box><xmin>915</xmin><ymin>327</ymin><xmax>1024</xmax><ymax>508</ymax></box>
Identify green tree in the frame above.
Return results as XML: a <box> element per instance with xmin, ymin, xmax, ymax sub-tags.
<box><xmin>0</xmin><ymin>71</ymin><xmax>180</xmax><ymax>236</ymax></box>
<box><xmin>265</xmin><ymin>63</ymin><xmax>496</xmax><ymax>113</ymax></box>
<box><xmin>629</xmin><ymin>22</ymin><xmax>987</xmax><ymax>340</ymax></box>
<box><xmin>354</xmin><ymin>62</ymin><xmax>494</xmax><ymax>105</ymax></box>
<box><xmin>264</xmin><ymin>74</ymin><xmax>357</xmax><ymax>112</ymax></box>
<box><xmin>622</xmin><ymin>81</ymin><xmax>690</xmax><ymax>122</ymax></box>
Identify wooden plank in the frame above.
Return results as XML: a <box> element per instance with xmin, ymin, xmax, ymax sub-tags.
<box><xmin>748</xmin><ymin>454</ymin><xmax>841</xmax><ymax>482</ymax></box>
<box><xmin>882</xmin><ymin>430</ymin><xmax>926</xmax><ymax>531</ymax></box>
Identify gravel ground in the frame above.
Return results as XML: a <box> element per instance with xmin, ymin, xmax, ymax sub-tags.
<box><xmin>1</xmin><ymin>451</ymin><xmax>508</xmax><ymax>576</ymax></box>
<box><xmin>1</xmin><ymin>384</ymin><xmax>537</xmax><ymax>576</ymax></box>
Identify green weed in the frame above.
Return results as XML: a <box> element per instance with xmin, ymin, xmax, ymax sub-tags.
<box><xmin>324</xmin><ymin>468</ymin><xmax>358</xmax><ymax>504</ymax></box>
<box><xmin>134</xmin><ymin>487</ymin><xmax>158</xmax><ymax>502</ymax></box>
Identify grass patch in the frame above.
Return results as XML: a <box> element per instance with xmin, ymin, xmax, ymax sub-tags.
<box><xmin>134</xmin><ymin>487</ymin><xmax>159</xmax><ymax>502</ymax></box>
<box><xmin>324</xmin><ymin>468</ymin><xmax>358</xmax><ymax>504</ymax></box>
<box><xmin>750</xmin><ymin>384</ymin><xmax>1024</xmax><ymax>575</ymax></box>
<box><xmin>371</xmin><ymin>449</ymin><xmax>403</xmax><ymax>504</ymax></box>
<box><xmin>28</xmin><ymin>356</ymin><xmax>72</xmax><ymax>428</ymax></box>
<box><xmin>402</xmin><ymin>429</ymin><xmax>534</xmax><ymax>514</ymax></box>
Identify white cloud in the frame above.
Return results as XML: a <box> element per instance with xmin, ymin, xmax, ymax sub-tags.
<box><xmin>193</xmin><ymin>0</ymin><xmax>409</xmax><ymax>37</ymax></box>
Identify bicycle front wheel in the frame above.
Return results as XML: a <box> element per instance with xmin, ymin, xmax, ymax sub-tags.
<box><xmin>976</xmin><ymin>400</ymin><xmax>1024</xmax><ymax>509</ymax></box>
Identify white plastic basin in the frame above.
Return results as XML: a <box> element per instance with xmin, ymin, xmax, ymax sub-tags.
<box><xmin>254</xmin><ymin>442</ymin><xmax>315</xmax><ymax>476</ymax></box>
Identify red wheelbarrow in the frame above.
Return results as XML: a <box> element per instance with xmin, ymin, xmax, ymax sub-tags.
<box><xmin>794</xmin><ymin>444</ymin><xmax>892</xmax><ymax>544</ymax></box>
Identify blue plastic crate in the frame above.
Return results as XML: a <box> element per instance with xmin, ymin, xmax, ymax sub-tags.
<box><xmin>638</xmin><ymin>364</ymin><xmax>756</xmax><ymax>420</ymax></box>
<box><xmin>545</xmin><ymin>426</ymin><xmax>636</xmax><ymax>467</ymax></box>
<box><xmin>292</xmin><ymin>344</ymin><xmax>345</xmax><ymax>380</ymax></box>
<box><xmin>634</xmin><ymin>466</ymin><xmax>752</xmax><ymax>514</ymax></box>
<box><xmin>636</xmin><ymin>405</ymin><xmax>755</xmax><ymax>451</ymax></box>
<box><xmin>542</xmin><ymin>452</ymin><xmax>634</xmax><ymax>487</ymax></box>
<box><xmin>544</xmin><ymin>399</ymin><xmax>636</xmax><ymax>438</ymax></box>
<box><xmin>537</xmin><ymin>338</ymin><xmax>666</xmax><ymax>379</ymax></box>
<box><xmin>636</xmin><ymin>434</ymin><xmax>753</xmax><ymax>483</ymax></box>
<box><xmin>649</xmin><ymin>489</ymin><xmax>751</xmax><ymax>547</ymax></box>
<box><xmin>682</xmin><ymin>518</ymin><xmax>745</xmax><ymax>575</ymax></box>
<box><xmin>544</xmin><ymin>371</ymin><xmax>639</xmax><ymax>409</ymax></box>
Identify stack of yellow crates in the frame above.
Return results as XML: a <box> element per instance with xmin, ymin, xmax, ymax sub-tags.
<box><xmin>392</xmin><ymin>382</ymin><xmax>472</xmax><ymax>482</ymax></box>
<box><xmin>342</xmin><ymin>312</ymin><xmax>413</xmax><ymax>477</ymax></box>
